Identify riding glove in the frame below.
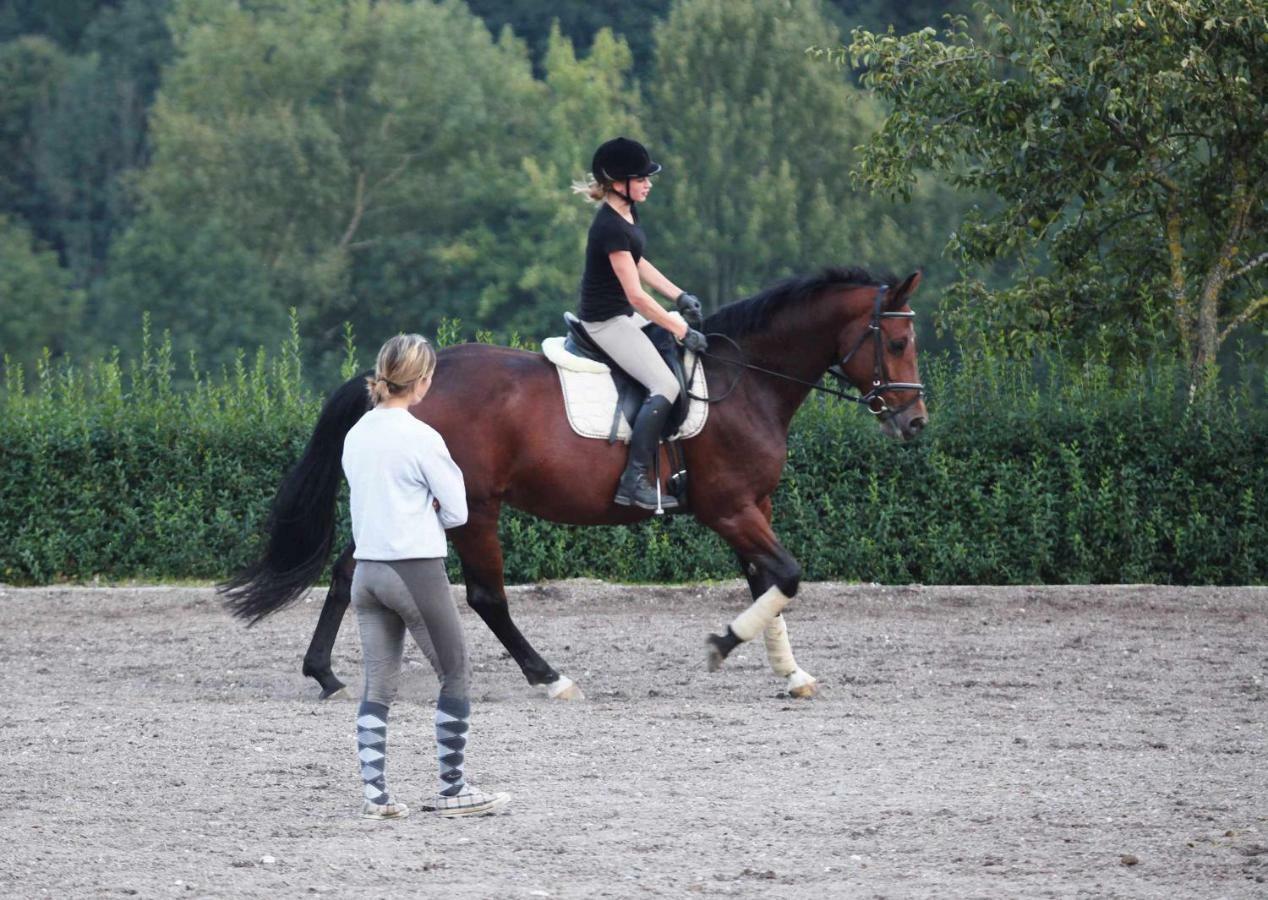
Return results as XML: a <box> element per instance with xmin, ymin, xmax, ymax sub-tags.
<box><xmin>675</xmin><ymin>292</ymin><xmax>704</xmax><ymax>326</ymax></box>
<box><xmin>679</xmin><ymin>328</ymin><xmax>709</xmax><ymax>354</ymax></box>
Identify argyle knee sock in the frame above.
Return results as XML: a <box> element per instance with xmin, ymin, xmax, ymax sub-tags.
<box><xmin>435</xmin><ymin>695</ymin><xmax>470</xmax><ymax>797</ymax></box>
<box><xmin>356</xmin><ymin>700</ymin><xmax>391</xmax><ymax>805</ymax></box>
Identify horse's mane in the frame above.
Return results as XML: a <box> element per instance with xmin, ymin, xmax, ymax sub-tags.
<box><xmin>702</xmin><ymin>266</ymin><xmax>892</xmax><ymax>339</ymax></box>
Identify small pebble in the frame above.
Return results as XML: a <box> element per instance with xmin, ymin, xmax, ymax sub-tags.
<box><xmin>1120</xmin><ymin>854</ymin><xmax>1139</xmax><ymax>867</ymax></box>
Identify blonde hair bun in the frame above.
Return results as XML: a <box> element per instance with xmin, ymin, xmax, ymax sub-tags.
<box><xmin>366</xmin><ymin>333</ymin><xmax>436</xmax><ymax>406</ymax></box>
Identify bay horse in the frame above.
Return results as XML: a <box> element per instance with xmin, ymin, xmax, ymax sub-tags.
<box><xmin>221</xmin><ymin>267</ymin><xmax>928</xmax><ymax>700</ymax></box>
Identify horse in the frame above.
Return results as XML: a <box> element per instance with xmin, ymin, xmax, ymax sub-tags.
<box><xmin>221</xmin><ymin>266</ymin><xmax>928</xmax><ymax>700</ymax></box>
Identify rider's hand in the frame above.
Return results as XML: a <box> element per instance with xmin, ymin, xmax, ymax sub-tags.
<box><xmin>679</xmin><ymin>328</ymin><xmax>709</xmax><ymax>354</ymax></box>
<box><xmin>675</xmin><ymin>291</ymin><xmax>703</xmax><ymax>326</ymax></box>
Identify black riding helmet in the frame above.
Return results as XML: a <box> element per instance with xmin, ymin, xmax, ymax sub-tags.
<box><xmin>591</xmin><ymin>136</ymin><xmax>662</xmax><ymax>183</ymax></box>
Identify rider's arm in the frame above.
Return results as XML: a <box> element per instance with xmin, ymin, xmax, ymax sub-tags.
<box><xmin>636</xmin><ymin>257</ymin><xmax>684</xmax><ymax>301</ymax></box>
<box><xmin>610</xmin><ymin>250</ymin><xmax>688</xmax><ymax>338</ymax></box>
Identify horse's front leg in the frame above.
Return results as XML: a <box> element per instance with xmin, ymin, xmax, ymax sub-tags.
<box><xmin>734</xmin><ymin>500</ymin><xmax>818</xmax><ymax>697</ymax></box>
<box><xmin>743</xmin><ymin>562</ymin><xmax>819</xmax><ymax>697</ymax></box>
<box><xmin>704</xmin><ymin>504</ymin><xmax>804</xmax><ymax>671</ymax></box>
<box><xmin>302</xmin><ymin>542</ymin><xmax>355</xmax><ymax>700</ymax></box>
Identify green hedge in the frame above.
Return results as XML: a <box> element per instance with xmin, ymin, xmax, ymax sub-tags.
<box><xmin>2</xmin><ymin>334</ymin><xmax>1264</xmax><ymax>585</ymax></box>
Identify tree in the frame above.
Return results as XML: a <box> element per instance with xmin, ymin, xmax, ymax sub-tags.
<box><xmin>465</xmin><ymin>0</ymin><xmax>670</xmax><ymax>75</ymax></box>
<box><xmin>95</xmin><ymin>211</ymin><xmax>286</xmax><ymax>373</ymax></box>
<box><xmin>0</xmin><ymin>37</ymin><xmax>68</xmax><ymax>239</ymax></box>
<box><xmin>125</xmin><ymin>0</ymin><xmax>550</xmax><ymax>371</ymax></box>
<box><xmin>846</xmin><ymin>0</ymin><xmax>1268</xmax><ymax>380</ymax></box>
<box><xmin>648</xmin><ymin>0</ymin><xmax>920</xmax><ymax>312</ymax></box>
<box><xmin>458</xmin><ymin>24</ymin><xmax>645</xmax><ymax>338</ymax></box>
<box><xmin>0</xmin><ymin>214</ymin><xmax>83</xmax><ymax>371</ymax></box>
<box><xmin>32</xmin><ymin>0</ymin><xmax>173</xmax><ymax>284</ymax></box>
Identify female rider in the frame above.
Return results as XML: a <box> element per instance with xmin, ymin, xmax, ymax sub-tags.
<box><xmin>341</xmin><ymin>333</ymin><xmax>511</xmax><ymax>819</ymax></box>
<box><xmin>575</xmin><ymin>136</ymin><xmax>709</xmax><ymax>510</ymax></box>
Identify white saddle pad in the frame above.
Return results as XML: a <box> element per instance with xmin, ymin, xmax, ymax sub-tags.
<box><xmin>541</xmin><ymin>336</ymin><xmax>709</xmax><ymax>443</ymax></box>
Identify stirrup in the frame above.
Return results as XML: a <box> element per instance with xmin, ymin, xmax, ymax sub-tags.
<box><xmin>615</xmin><ymin>471</ymin><xmax>678</xmax><ymax>511</ymax></box>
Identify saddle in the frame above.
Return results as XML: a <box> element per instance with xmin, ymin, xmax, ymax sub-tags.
<box><xmin>564</xmin><ymin>313</ymin><xmax>694</xmax><ymax>436</ymax></box>
<box><xmin>541</xmin><ymin>313</ymin><xmax>709</xmax><ymax>511</ymax></box>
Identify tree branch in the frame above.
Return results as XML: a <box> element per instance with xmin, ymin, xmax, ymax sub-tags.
<box><xmin>338</xmin><ymin>171</ymin><xmax>367</xmax><ymax>250</ymax></box>
<box><xmin>1219</xmin><ymin>295</ymin><xmax>1268</xmax><ymax>344</ymax></box>
<box><xmin>1229</xmin><ymin>252</ymin><xmax>1268</xmax><ymax>282</ymax></box>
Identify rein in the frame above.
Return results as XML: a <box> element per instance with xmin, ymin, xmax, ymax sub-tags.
<box><xmin>689</xmin><ymin>285</ymin><xmax>925</xmax><ymax>416</ymax></box>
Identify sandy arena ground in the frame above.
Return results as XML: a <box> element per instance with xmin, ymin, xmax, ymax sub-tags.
<box><xmin>1</xmin><ymin>580</ymin><xmax>1265</xmax><ymax>898</ymax></box>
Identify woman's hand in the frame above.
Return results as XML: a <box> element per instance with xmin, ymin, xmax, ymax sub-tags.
<box><xmin>679</xmin><ymin>328</ymin><xmax>709</xmax><ymax>353</ymax></box>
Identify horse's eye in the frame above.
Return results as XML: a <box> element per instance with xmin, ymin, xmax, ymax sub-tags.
<box><xmin>888</xmin><ymin>338</ymin><xmax>908</xmax><ymax>354</ymax></box>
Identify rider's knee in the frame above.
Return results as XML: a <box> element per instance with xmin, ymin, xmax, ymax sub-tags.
<box><xmin>654</xmin><ymin>379</ymin><xmax>680</xmax><ymax>404</ymax></box>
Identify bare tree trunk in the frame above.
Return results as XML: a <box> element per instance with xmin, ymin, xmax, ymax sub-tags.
<box><xmin>1190</xmin><ymin>161</ymin><xmax>1253</xmax><ymax>390</ymax></box>
<box><xmin>1164</xmin><ymin>193</ymin><xmax>1192</xmax><ymax>362</ymax></box>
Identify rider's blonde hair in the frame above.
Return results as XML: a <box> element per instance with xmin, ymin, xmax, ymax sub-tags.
<box><xmin>570</xmin><ymin>176</ymin><xmax>609</xmax><ymax>203</ymax></box>
<box><xmin>366</xmin><ymin>333</ymin><xmax>436</xmax><ymax>406</ymax></box>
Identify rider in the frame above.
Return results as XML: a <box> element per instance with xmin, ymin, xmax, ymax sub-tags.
<box><xmin>575</xmin><ymin>136</ymin><xmax>709</xmax><ymax>510</ymax></box>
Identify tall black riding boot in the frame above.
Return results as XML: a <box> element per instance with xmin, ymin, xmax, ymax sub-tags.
<box><xmin>615</xmin><ymin>395</ymin><xmax>678</xmax><ymax>510</ymax></box>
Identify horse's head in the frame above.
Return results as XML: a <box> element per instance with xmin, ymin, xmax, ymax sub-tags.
<box><xmin>832</xmin><ymin>271</ymin><xmax>928</xmax><ymax>441</ymax></box>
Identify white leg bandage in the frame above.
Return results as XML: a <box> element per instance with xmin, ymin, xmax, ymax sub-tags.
<box><xmin>763</xmin><ymin>614</ymin><xmax>817</xmax><ymax>695</ymax></box>
<box><xmin>729</xmin><ymin>586</ymin><xmax>791</xmax><ymax>642</ymax></box>
<box><xmin>762</xmin><ymin>614</ymin><xmax>799</xmax><ymax>677</ymax></box>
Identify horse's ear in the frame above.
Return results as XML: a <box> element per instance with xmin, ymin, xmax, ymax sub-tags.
<box><xmin>888</xmin><ymin>270</ymin><xmax>922</xmax><ymax>310</ymax></box>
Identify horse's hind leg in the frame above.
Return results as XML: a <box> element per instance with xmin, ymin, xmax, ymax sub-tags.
<box><xmin>451</xmin><ymin>509</ymin><xmax>583</xmax><ymax>700</ymax></box>
<box><xmin>302</xmin><ymin>543</ymin><xmax>355</xmax><ymax>700</ymax></box>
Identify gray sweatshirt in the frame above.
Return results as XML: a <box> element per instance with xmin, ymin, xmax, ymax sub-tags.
<box><xmin>341</xmin><ymin>407</ymin><xmax>468</xmax><ymax>560</ymax></box>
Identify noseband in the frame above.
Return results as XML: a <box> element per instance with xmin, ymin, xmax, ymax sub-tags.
<box><xmin>826</xmin><ymin>285</ymin><xmax>925</xmax><ymax>418</ymax></box>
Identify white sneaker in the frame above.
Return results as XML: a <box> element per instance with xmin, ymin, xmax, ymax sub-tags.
<box><xmin>428</xmin><ymin>786</ymin><xmax>512</xmax><ymax>818</ymax></box>
<box><xmin>361</xmin><ymin>800</ymin><xmax>409</xmax><ymax>820</ymax></box>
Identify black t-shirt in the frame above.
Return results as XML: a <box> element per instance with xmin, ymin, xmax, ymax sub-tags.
<box><xmin>578</xmin><ymin>203</ymin><xmax>645</xmax><ymax>322</ymax></box>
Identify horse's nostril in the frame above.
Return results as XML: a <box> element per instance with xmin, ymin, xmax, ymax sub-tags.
<box><xmin>908</xmin><ymin>416</ymin><xmax>927</xmax><ymax>434</ymax></box>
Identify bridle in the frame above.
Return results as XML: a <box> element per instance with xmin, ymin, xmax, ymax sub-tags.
<box><xmin>825</xmin><ymin>285</ymin><xmax>925</xmax><ymax>417</ymax></box>
<box><xmin>692</xmin><ymin>285</ymin><xmax>925</xmax><ymax>418</ymax></box>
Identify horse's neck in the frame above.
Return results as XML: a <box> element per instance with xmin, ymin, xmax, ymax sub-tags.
<box><xmin>736</xmin><ymin>302</ymin><xmax>853</xmax><ymax>430</ymax></box>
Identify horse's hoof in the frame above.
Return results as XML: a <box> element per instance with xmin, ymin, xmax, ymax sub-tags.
<box><xmin>788</xmin><ymin>679</ymin><xmax>818</xmax><ymax>699</ymax></box>
<box><xmin>706</xmin><ymin>634</ymin><xmax>728</xmax><ymax>672</ymax></box>
<box><xmin>787</xmin><ymin>669</ymin><xmax>818</xmax><ymax>699</ymax></box>
<box><xmin>544</xmin><ymin>676</ymin><xmax>584</xmax><ymax>701</ymax></box>
<box><xmin>319</xmin><ymin>684</ymin><xmax>350</xmax><ymax>701</ymax></box>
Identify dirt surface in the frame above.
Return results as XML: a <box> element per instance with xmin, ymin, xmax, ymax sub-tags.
<box><xmin>1</xmin><ymin>581</ymin><xmax>1265</xmax><ymax>898</ymax></box>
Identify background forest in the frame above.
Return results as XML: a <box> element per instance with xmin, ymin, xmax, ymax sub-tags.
<box><xmin>2</xmin><ymin>0</ymin><xmax>1264</xmax><ymax>384</ymax></box>
<box><xmin>0</xmin><ymin>0</ymin><xmax>968</xmax><ymax>382</ymax></box>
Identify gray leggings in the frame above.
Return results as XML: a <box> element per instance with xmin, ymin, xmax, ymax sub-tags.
<box><xmin>351</xmin><ymin>558</ymin><xmax>470</xmax><ymax>706</ymax></box>
<box><xmin>583</xmin><ymin>312</ymin><xmax>680</xmax><ymax>402</ymax></box>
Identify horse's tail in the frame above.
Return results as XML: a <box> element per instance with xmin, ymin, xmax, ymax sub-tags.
<box><xmin>220</xmin><ymin>372</ymin><xmax>370</xmax><ymax>625</ymax></box>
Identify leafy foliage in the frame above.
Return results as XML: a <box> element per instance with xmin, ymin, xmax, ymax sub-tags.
<box><xmin>2</xmin><ymin>332</ymin><xmax>1263</xmax><ymax>585</ymax></box>
<box><xmin>844</xmin><ymin>0</ymin><xmax>1268</xmax><ymax>374</ymax></box>
<box><xmin>1</xmin><ymin>0</ymin><xmax>986</xmax><ymax>377</ymax></box>
<box><xmin>0</xmin><ymin>214</ymin><xmax>83</xmax><ymax>369</ymax></box>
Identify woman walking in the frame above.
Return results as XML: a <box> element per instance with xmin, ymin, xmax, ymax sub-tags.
<box><xmin>575</xmin><ymin>136</ymin><xmax>709</xmax><ymax>511</ymax></box>
<box><xmin>341</xmin><ymin>333</ymin><xmax>511</xmax><ymax>820</ymax></box>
